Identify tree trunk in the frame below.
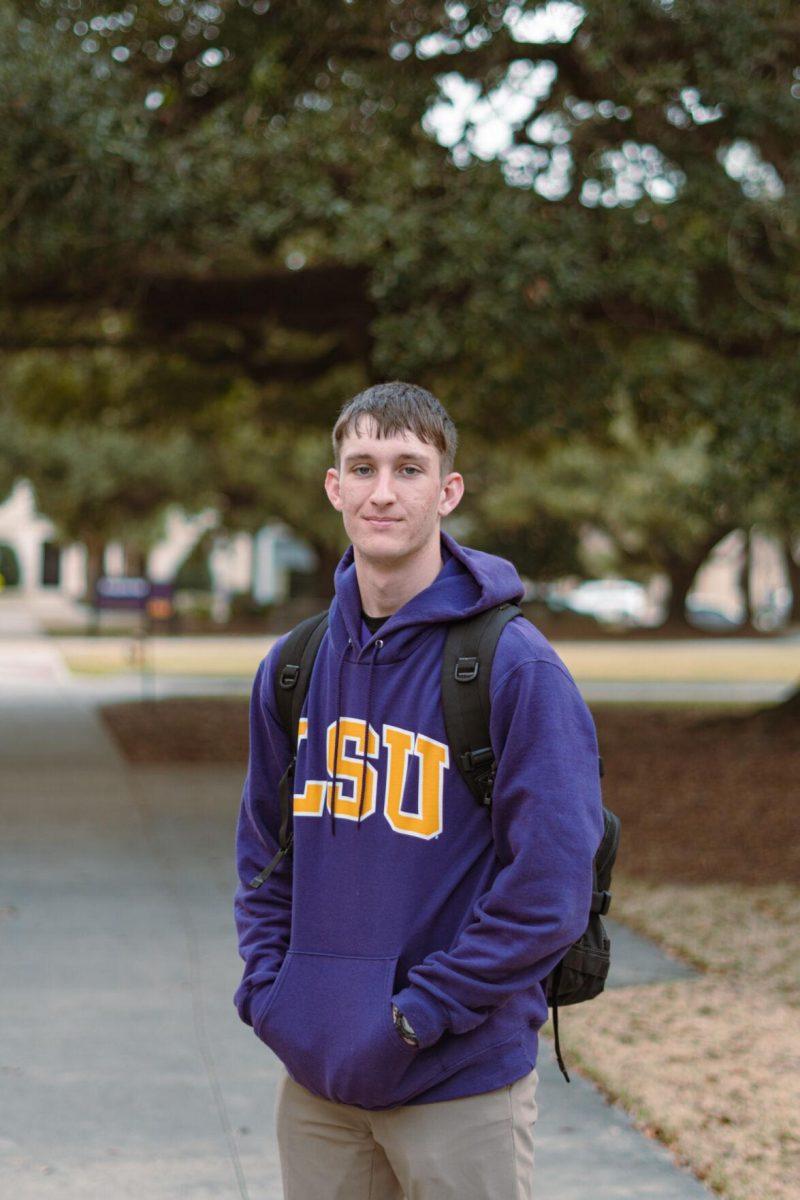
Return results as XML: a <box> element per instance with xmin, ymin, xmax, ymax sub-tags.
<box><xmin>662</xmin><ymin>558</ymin><xmax>699</xmax><ymax>626</ymax></box>
<box><xmin>660</xmin><ymin>526</ymin><xmax>735</xmax><ymax>628</ymax></box>
<box><xmin>124</xmin><ymin>545</ymin><xmax>148</xmax><ymax>577</ymax></box>
<box><xmin>83</xmin><ymin>537</ymin><xmax>106</xmax><ymax>606</ymax></box>
<box><xmin>776</xmin><ymin>686</ymin><xmax>800</xmax><ymax>715</ymax></box>
<box><xmin>750</xmin><ymin>678</ymin><xmax>800</xmax><ymax>730</ymax></box>
<box><xmin>752</xmin><ymin>535</ymin><xmax>800</xmax><ymax>722</ymax></box>
<box><xmin>784</xmin><ymin>535</ymin><xmax>800</xmax><ymax>625</ymax></box>
<box><xmin>735</xmin><ymin>527</ymin><xmax>755</xmax><ymax>627</ymax></box>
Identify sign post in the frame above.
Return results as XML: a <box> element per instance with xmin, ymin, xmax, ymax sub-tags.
<box><xmin>94</xmin><ymin>577</ymin><xmax>176</xmax><ymax>699</ymax></box>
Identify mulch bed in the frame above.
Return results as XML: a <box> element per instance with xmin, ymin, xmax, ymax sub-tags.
<box><xmin>595</xmin><ymin>705</ymin><xmax>800</xmax><ymax>886</ymax></box>
<box><xmin>101</xmin><ymin>696</ymin><xmax>251</xmax><ymax>765</ymax></box>
<box><xmin>100</xmin><ymin>698</ymin><xmax>800</xmax><ymax>886</ymax></box>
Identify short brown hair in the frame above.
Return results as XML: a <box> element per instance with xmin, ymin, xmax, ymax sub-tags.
<box><xmin>332</xmin><ymin>381</ymin><xmax>458</xmax><ymax>478</ymax></box>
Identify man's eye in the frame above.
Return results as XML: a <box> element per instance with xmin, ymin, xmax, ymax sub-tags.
<box><xmin>401</xmin><ymin>466</ymin><xmax>421</xmax><ymax>475</ymax></box>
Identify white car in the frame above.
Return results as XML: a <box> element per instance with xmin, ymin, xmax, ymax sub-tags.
<box><xmin>562</xmin><ymin>579</ymin><xmax>648</xmax><ymax>625</ymax></box>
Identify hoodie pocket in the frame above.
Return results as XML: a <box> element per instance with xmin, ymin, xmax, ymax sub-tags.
<box><xmin>252</xmin><ymin>950</ymin><xmax>446</xmax><ymax>1109</ymax></box>
<box><xmin>433</xmin><ymin>992</ymin><xmax>532</xmax><ymax>1075</ymax></box>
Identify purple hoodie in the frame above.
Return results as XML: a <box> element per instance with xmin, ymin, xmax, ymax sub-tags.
<box><xmin>233</xmin><ymin>529</ymin><xmax>604</xmax><ymax>1109</ymax></box>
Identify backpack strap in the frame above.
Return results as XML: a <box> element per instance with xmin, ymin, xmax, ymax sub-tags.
<box><xmin>273</xmin><ymin>609</ymin><xmax>331</xmax><ymax>750</ymax></box>
<box><xmin>441</xmin><ymin>602</ymin><xmax>523</xmax><ymax>807</ymax></box>
<box><xmin>248</xmin><ymin>609</ymin><xmax>329</xmax><ymax>890</ymax></box>
<box><xmin>443</xmin><ymin>601</ymin><xmax>615</xmax><ymax>1084</ymax></box>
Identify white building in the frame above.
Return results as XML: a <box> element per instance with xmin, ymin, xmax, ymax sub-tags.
<box><xmin>0</xmin><ymin>481</ymin><xmax>87</xmax><ymax>596</ymax></box>
<box><xmin>0</xmin><ymin>479</ymin><xmax>315</xmax><ymax>604</ymax></box>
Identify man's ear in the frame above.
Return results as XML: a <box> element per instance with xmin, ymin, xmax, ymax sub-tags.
<box><xmin>324</xmin><ymin>467</ymin><xmax>343</xmax><ymax>512</ymax></box>
<box><xmin>438</xmin><ymin>471</ymin><xmax>464</xmax><ymax>518</ymax></box>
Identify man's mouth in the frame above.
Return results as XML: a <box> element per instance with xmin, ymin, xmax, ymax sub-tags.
<box><xmin>364</xmin><ymin>517</ymin><xmax>400</xmax><ymax>527</ymax></box>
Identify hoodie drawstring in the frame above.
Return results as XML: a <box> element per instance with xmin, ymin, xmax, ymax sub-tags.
<box><xmin>329</xmin><ymin>636</ymin><xmax>382</xmax><ymax>836</ymax></box>
<box><xmin>328</xmin><ymin>640</ymin><xmax>347</xmax><ymax>837</ymax></box>
<box><xmin>357</xmin><ymin>639</ymin><xmax>381</xmax><ymax>825</ymax></box>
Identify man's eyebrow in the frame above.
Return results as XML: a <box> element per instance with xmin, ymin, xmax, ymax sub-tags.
<box><xmin>342</xmin><ymin>451</ymin><xmax>431</xmax><ymax>466</ymax></box>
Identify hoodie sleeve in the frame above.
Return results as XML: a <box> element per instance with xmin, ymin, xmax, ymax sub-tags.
<box><xmin>390</xmin><ymin>656</ymin><xmax>604</xmax><ymax>1049</ymax></box>
<box><xmin>233</xmin><ymin>640</ymin><xmax>294</xmax><ymax>1027</ymax></box>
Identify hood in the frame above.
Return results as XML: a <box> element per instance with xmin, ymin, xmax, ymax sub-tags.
<box><xmin>323</xmin><ymin>528</ymin><xmax>525</xmax><ymax>831</ymax></box>
<box><xmin>328</xmin><ymin>528</ymin><xmax>525</xmax><ymax>664</ymax></box>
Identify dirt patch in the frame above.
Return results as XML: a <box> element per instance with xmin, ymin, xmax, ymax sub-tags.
<box><xmin>595</xmin><ymin>705</ymin><xmax>800</xmax><ymax>886</ymax></box>
<box><xmin>100</xmin><ymin>696</ymin><xmax>250</xmax><ymax>764</ymax></box>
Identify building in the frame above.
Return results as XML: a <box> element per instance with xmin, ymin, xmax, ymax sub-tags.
<box><xmin>0</xmin><ymin>481</ymin><xmax>86</xmax><ymax>596</ymax></box>
<box><xmin>0</xmin><ymin>480</ymin><xmax>316</xmax><ymax>605</ymax></box>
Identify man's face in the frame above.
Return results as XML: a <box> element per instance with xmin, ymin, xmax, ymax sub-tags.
<box><xmin>324</xmin><ymin>419</ymin><xmax>463</xmax><ymax>564</ymax></box>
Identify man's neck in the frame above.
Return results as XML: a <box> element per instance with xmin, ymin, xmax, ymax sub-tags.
<box><xmin>355</xmin><ymin>536</ymin><xmax>444</xmax><ymax>618</ymax></box>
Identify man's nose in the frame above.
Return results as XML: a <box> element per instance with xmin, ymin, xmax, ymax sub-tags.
<box><xmin>370</xmin><ymin>470</ymin><xmax>397</xmax><ymax>503</ymax></box>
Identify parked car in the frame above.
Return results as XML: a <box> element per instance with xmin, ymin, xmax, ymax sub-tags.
<box><xmin>560</xmin><ymin>579</ymin><xmax>649</xmax><ymax>626</ymax></box>
<box><xmin>685</xmin><ymin>596</ymin><xmax>742</xmax><ymax>631</ymax></box>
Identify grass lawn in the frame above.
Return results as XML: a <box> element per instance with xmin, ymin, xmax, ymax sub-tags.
<box><xmin>550</xmin><ymin>879</ymin><xmax>799</xmax><ymax>1200</ymax></box>
<box><xmin>556</xmin><ymin>640</ymin><xmax>800</xmax><ymax>683</ymax></box>
<box><xmin>54</xmin><ymin>635</ymin><xmax>274</xmax><ymax>677</ymax></box>
<box><xmin>59</xmin><ymin>633</ymin><xmax>800</xmax><ymax>682</ymax></box>
<box><xmin>100</xmin><ymin>698</ymin><xmax>799</xmax><ymax>1200</ymax></box>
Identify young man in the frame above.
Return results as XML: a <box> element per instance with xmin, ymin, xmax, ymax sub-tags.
<box><xmin>233</xmin><ymin>382</ymin><xmax>604</xmax><ymax>1199</ymax></box>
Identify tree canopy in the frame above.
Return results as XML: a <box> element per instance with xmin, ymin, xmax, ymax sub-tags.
<box><xmin>1</xmin><ymin>1</ymin><xmax>798</xmax><ymax>611</ymax></box>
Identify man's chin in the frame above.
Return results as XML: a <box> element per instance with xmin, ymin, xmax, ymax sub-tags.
<box><xmin>356</xmin><ymin>540</ymin><xmax>407</xmax><ymax>560</ymax></box>
<box><xmin>352</xmin><ymin>532</ymin><xmax>413</xmax><ymax>562</ymax></box>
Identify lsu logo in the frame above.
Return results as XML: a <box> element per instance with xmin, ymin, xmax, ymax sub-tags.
<box><xmin>293</xmin><ymin>717</ymin><xmax>449</xmax><ymax>840</ymax></box>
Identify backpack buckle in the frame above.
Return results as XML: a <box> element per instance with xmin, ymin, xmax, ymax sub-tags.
<box><xmin>459</xmin><ymin>748</ymin><xmax>496</xmax><ymax>806</ymax></box>
<box><xmin>462</xmin><ymin>744</ymin><xmax>494</xmax><ymax>801</ymax></box>
<box><xmin>279</xmin><ymin>664</ymin><xmax>300</xmax><ymax>689</ymax></box>
<box><xmin>481</xmin><ymin>762</ymin><xmax>497</xmax><ymax>806</ymax></box>
<box><xmin>454</xmin><ymin>656</ymin><xmax>479</xmax><ymax>682</ymax></box>
<box><xmin>460</xmin><ymin>746</ymin><xmax>494</xmax><ymax>773</ymax></box>
<box><xmin>591</xmin><ymin>889</ymin><xmax>612</xmax><ymax>915</ymax></box>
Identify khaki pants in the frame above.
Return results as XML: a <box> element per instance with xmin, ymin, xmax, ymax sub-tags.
<box><xmin>275</xmin><ymin>1067</ymin><xmax>538</xmax><ymax>1200</ymax></box>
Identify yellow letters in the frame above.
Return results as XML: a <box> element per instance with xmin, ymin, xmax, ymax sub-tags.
<box><xmin>325</xmin><ymin>718</ymin><xmax>379</xmax><ymax>821</ymax></box>
<box><xmin>294</xmin><ymin>716</ymin><xmax>449</xmax><ymax>838</ymax></box>
<box><xmin>292</xmin><ymin>717</ymin><xmax>328</xmax><ymax>816</ymax></box>
<box><xmin>383</xmin><ymin>724</ymin><xmax>448</xmax><ymax>839</ymax></box>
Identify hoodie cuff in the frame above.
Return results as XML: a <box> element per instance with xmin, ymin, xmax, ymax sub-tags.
<box><xmin>390</xmin><ymin>985</ymin><xmax>449</xmax><ymax>1050</ymax></box>
<box><xmin>234</xmin><ymin>981</ymin><xmax>256</xmax><ymax>1027</ymax></box>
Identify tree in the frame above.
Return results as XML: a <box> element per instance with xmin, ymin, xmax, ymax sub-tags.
<box><xmin>174</xmin><ymin>532</ymin><xmax>214</xmax><ymax>591</ymax></box>
<box><xmin>4</xmin><ymin>2</ymin><xmax>796</xmax><ymax>443</ymax></box>
<box><xmin>1</xmin><ymin>1</ymin><xmax>798</xmax><ymax>630</ymax></box>
<box><xmin>459</xmin><ymin>398</ymin><xmax>743</xmax><ymax>624</ymax></box>
<box><xmin>209</xmin><ymin>418</ymin><xmax>349</xmax><ymax>596</ymax></box>
<box><xmin>11</xmin><ymin>417</ymin><xmax>211</xmax><ymax>599</ymax></box>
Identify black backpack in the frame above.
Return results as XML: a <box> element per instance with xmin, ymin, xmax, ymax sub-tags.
<box><xmin>248</xmin><ymin>602</ymin><xmax>621</xmax><ymax>1081</ymax></box>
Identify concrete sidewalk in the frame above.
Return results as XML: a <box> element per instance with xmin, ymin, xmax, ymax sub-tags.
<box><xmin>0</xmin><ymin>612</ymin><xmax>713</xmax><ymax>1199</ymax></box>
